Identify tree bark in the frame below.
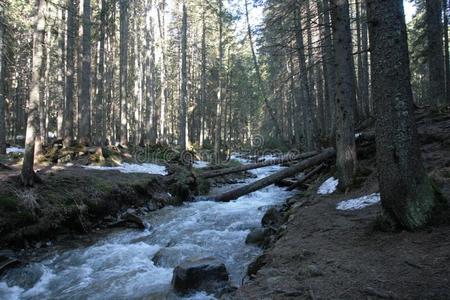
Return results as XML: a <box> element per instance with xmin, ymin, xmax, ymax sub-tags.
<box><xmin>0</xmin><ymin>5</ymin><xmax>5</xmax><ymax>155</ymax></box>
<box><xmin>213</xmin><ymin>148</ymin><xmax>336</xmax><ymax>202</ymax></box>
<box><xmin>22</xmin><ymin>0</ymin><xmax>46</xmax><ymax>186</ymax></box>
<box><xmin>367</xmin><ymin>0</ymin><xmax>437</xmax><ymax>230</ymax></box>
<box><xmin>321</xmin><ymin>0</ymin><xmax>336</xmax><ymax>140</ymax></box>
<box><xmin>294</xmin><ymin>3</ymin><xmax>317</xmax><ymax>151</ymax></box>
<box><xmin>79</xmin><ymin>0</ymin><xmax>92</xmax><ymax>145</ymax></box>
<box><xmin>64</xmin><ymin>0</ymin><xmax>76</xmax><ymax>147</ymax></box>
<box><xmin>425</xmin><ymin>0</ymin><xmax>446</xmax><ymax>108</ymax></box>
<box><xmin>443</xmin><ymin>0</ymin><xmax>450</xmax><ymax>103</ymax></box>
<box><xmin>95</xmin><ymin>0</ymin><xmax>106</xmax><ymax>145</ymax></box>
<box><xmin>119</xmin><ymin>0</ymin><xmax>129</xmax><ymax>146</ymax></box>
<box><xmin>214</xmin><ymin>0</ymin><xmax>224</xmax><ymax>163</ymax></box>
<box><xmin>179</xmin><ymin>2</ymin><xmax>188</xmax><ymax>150</ymax></box>
<box><xmin>330</xmin><ymin>0</ymin><xmax>357</xmax><ymax>190</ymax></box>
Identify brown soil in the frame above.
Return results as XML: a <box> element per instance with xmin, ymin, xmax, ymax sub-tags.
<box><xmin>235</xmin><ymin>109</ymin><xmax>450</xmax><ymax>300</ymax></box>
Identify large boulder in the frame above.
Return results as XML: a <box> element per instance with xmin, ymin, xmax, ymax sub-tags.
<box><xmin>172</xmin><ymin>257</ymin><xmax>230</xmax><ymax>295</ymax></box>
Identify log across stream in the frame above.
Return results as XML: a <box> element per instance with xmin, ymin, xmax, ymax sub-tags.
<box><xmin>0</xmin><ymin>156</ymin><xmax>296</xmax><ymax>299</ymax></box>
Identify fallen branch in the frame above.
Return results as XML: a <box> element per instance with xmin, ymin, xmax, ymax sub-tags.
<box><xmin>213</xmin><ymin>148</ymin><xmax>336</xmax><ymax>202</ymax></box>
<box><xmin>200</xmin><ymin>151</ymin><xmax>318</xmax><ymax>179</ymax></box>
<box><xmin>286</xmin><ymin>163</ymin><xmax>326</xmax><ymax>191</ymax></box>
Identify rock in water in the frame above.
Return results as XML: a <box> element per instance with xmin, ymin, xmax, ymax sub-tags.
<box><xmin>122</xmin><ymin>212</ymin><xmax>146</xmax><ymax>229</ymax></box>
<box><xmin>261</xmin><ymin>207</ymin><xmax>283</xmax><ymax>228</ymax></box>
<box><xmin>0</xmin><ymin>255</ymin><xmax>21</xmax><ymax>275</ymax></box>
<box><xmin>172</xmin><ymin>257</ymin><xmax>230</xmax><ymax>295</ymax></box>
<box><xmin>245</xmin><ymin>228</ymin><xmax>268</xmax><ymax>246</ymax></box>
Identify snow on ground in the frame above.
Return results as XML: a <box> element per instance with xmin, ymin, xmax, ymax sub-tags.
<box><xmin>355</xmin><ymin>132</ymin><xmax>362</xmax><ymax>138</ymax></box>
<box><xmin>6</xmin><ymin>147</ymin><xmax>25</xmax><ymax>154</ymax></box>
<box><xmin>83</xmin><ymin>163</ymin><xmax>168</xmax><ymax>175</ymax></box>
<box><xmin>193</xmin><ymin>160</ymin><xmax>210</xmax><ymax>169</ymax></box>
<box><xmin>318</xmin><ymin>177</ymin><xmax>339</xmax><ymax>195</ymax></box>
<box><xmin>336</xmin><ymin>193</ymin><xmax>381</xmax><ymax>211</ymax></box>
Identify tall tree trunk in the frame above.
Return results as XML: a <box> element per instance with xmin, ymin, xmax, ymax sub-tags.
<box><xmin>294</xmin><ymin>2</ymin><xmax>317</xmax><ymax>151</ymax></box>
<box><xmin>119</xmin><ymin>0</ymin><xmax>129</xmax><ymax>146</ymax></box>
<box><xmin>367</xmin><ymin>0</ymin><xmax>437</xmax><ymax>230</ymax></box>
<box><xmin>157</xmin><ymin>0</ymin><xmax>167</xmax><ymax>143</ymax></box>
<box><xmin>179</xmin><ymin>2</ymin><xmax>188</xmax><ymax>150</ymax></box>
<box><xmin>64</xmin><ymin>0</ymin><xmax>76</xmax><ymax>147</ymax></box>
<box><xmin>0</xmin><ymin>4</ymin><xmax>5</xmax><ymax>155</ymax></box>
<box><xmin>199</xmin><ymin>5</ymin><xmax>207</xmax><ymax>148</ymax></box>
<box><xmin>95</xmin><ymin>0</ymin><xmax>106</xmax><ymax>145</ymax></box>
<box><xmin>361</xmin><ymin>0</ymin><xmax>370</xmax><ymax>115</ymax></box>
<box><xmin>321</xmin><ymin>0</ymin><xmax>336</xmax><ymax>140</ymax></box>
<box><xmin>330</xmin><ymin>0</ymin><xmax>357</xmax><ymax>190</ymax></box>
<box><xmin>57</xmin><ymin>3</ymin><xmax>66</xmax><ymax>140</ymax></box>
<box><xmin>214</xmin><ymin>0</ymin><xmax>224</xmax><ymax>163</ymax></box>
<box><xmin>426</xmin><ymin>0</ymin><xmax>446</xmax><ymax>108</ymax></box>
<box><xmin>22</xmin><ymin>0</ymin><xmax>46</xmax><ymax>186</ymax></box>
<box><xmin>244</xmin><ymin>0</ymin><xmax>284</xmax><ymax>142</ymax></box>
<box><xmin>80</xmin><ymin>0</ymin><xmax>91</xmax><ymax>145</ymax></box>
<box><xmin>443</xmin><ymin>0</ymin><xmax>450</xmax><ymax>103</ymax></box>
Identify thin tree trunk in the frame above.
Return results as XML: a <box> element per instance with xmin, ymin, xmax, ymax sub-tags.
<box><xmin>179</xmin><ymin>2</ymin><xmax>188</xmax><ymax>150</ymax></box>
<box><xmin>214</xmin><ymin>0</ymin><xmax>224</xmax><ymax>163</ymax></box>
<box><xmin>443</xmin><ymin>0</ymin><xmax>450</xmax><ymax>103</ymax></box>
<box><xmin>22</xmin><ymin>0</ymin><xmax>46</xmax><ymax>186</ymax></box>
<box><xmin>0</xmin><ymin>4</ymin><xmax>5</xmax><ymax>154</ymax></box>
<box><xmin>294</xmin><ymin>3</ymin><xmax>317</xmax><ymax>151</ymax></box>
<box><xmin>426</xmin><ymin>0</ymin><xmax>446</xmax><ymax>108</ymax></box>
<box><xmin>57</xmin><ymin>3</ymin><xmax>66</xmax><ymax>140</ymax></box>
<box><xmin>95</xmin><ymin>0</ymin><xmax>106</xmax><ymax>145</ymax></box>
<box><xmin>367</xmin><ymin>0</ymin><xmax>437</xmax><ymax>230</ymax></box>
<box><xmin>321</xmin><ymin>0</ymin><xmax>336</xmax><ymax>140</ymax></box>
<box><xmin>330</xmin><ymin>0</ymin><xmax>357</xmax><ymax>190</ymax></box>
<box><xmin>157</xmin><ymin>1</ymin><xmax>167</xmax><ymax>143</ymax></box>
<box><xmin>244</xmin><ymin>0</ymin><xmax>284</xmax><ymax>142</ymax></box>
<box><xmin>79</xmin><ymin>0</ymin><xmax>91</xmax><ymax>145</ymax></box>
<box><xmin>64</xmin><ymin>0</ymin><xmax>76</xmax><ymax>147</ymax></box>
<box><xmin>119</xmin><ymin>0</ymin><xmax>129</xmax><ymax>146</ymax></box>
<box><xmin>199</xmin><ymin>5</ymin><xmax>207</xmax><ymax>148</ymax></box>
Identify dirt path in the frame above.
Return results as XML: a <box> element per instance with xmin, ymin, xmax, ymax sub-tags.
<box><xmin>236</xmin><ymin>192</ymin><xmax>450</xmax><ymax>299</ymax></box>
<box><xmin>235</xmin><ymin>111</ymin><xmax>450</xmax><ymax>299</ymax></box>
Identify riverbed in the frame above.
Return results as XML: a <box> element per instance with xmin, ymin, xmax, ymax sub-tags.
<box><xmin>0</xmin><ymin>157</ymin><xmax>294</xmax><ymax>299</ymax></box>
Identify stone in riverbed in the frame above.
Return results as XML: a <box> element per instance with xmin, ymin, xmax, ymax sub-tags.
<box><xmin>245</xmin><ymin>228</ymin><xmax>268</xmax><ymax>246</ymax></box>
<box><xmin>172</xmin><ymin>257</ymin><xmax>230</xmax><ymax>295</ymax></box>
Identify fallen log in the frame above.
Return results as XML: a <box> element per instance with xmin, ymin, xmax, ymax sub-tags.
<box><xmin>200</xmin><ymin>151</ymin><xmax>318</xmax><ymax>179</ymax></box>
<box><xmin>213</xmin><ymin>148</ymin><xmax>336</xmax><ymax>202</ymax></box>
<box><xmin>286</xmin><ymin>163</ymin><xmax>326</xmax><ymax>191</ymax></box>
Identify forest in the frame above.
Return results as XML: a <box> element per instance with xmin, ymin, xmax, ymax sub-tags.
<box><xmin>0</xmin><ymin>0</ymin><xmax>449</xmax><ymax>299</ymax></box>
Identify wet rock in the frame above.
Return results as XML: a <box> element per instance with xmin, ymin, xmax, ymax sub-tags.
<box><xmin>245</xmin><ymin>228</ymin><xmax>268</xmax><ymax>246</ymax></box>
<box><xmin>0</xmin><ymin>255</ymin><xmax>21</xmax><ymax>275</ymax></box>
<box><xmin>121</xmin><ymin>212</ymin><xmax>146</xmax><ymax>229</ymax></box>
<box><xmin>172</xmin><ymin>257</ymin><xmax>230</xmax><ymax>295</ymax></box>
<box><xmin>261</xmin><ymin>208</ymin><xmax>284</xmax><ymax>228</ymax></box>
<box><xmin>247</xmin><ymin>254</ymin><xmax>268</xmax><ymax>277</ymax></box>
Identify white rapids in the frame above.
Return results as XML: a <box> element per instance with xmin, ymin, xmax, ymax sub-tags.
<box><xmin>0</xmin><ymin>155</ymin><xmax>294</xmax><ymax>300</ymax></box>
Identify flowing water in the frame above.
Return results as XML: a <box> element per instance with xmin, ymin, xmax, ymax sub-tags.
<box><xmin>0</xmin><ymin>157</ymin><xmax>293</xmax><ymax>300</ymax></box>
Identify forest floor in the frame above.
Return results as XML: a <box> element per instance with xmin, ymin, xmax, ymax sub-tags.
<box><xmin>235</xmin><ymin>108</ymin><xmax>450</xmax><ymax>300</ymax></box>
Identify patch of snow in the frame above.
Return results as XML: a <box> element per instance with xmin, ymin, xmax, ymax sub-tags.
<box><xmin>336</xmin><ymin>193</ymin><xmax>381</xmax><ymax>211</ymax></box>
<box><xmin>318</xmin><ymin>177</ymin><xmax>339</xmax><ymax>195</ymax></box>
<box><xmin>6</xmin><ymin>147</ymin><xmax>25</xmax><ymax>154</ymax></box>
<box><xmin>193</xmin><ymin>160</ymin><xmax>209</xmax><ymax>169</ymax></box>
<box><xmin>83</xmin><ymin>163</ymin><xmax>167</xmax><ymax>175</ymax></box>
<box><xmin>355</xmin><ymin>132</ymin><xmax>362</xmax><ymax>138</ymax></box>
<box><xmin>48</xmin><ymin>132</ymin><xmax>57</xmax><ymax>139</ymax></box>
